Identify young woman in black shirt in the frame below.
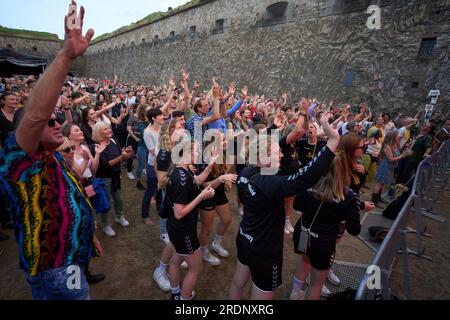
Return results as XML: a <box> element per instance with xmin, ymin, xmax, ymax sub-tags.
<box><xmin>290</xmin><ymin>133</ymin><xmax>374</xmax><ymax>300</ymax></box>
<box><xmin>167</xmin><ymin>140</ymin><xmax>217</xmax><ymax>300</ymax></box>
<box><xmin>229</xmin><ymin>113</ymin><xmax>340</xmax><ymax>300</ymax></box>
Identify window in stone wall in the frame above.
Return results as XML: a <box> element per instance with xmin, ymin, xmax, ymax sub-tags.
<box><xmin>266</xmin><ymin>2</ymin><xmax>288</xmax><ymax>20</ymax></box>
<box><xmin>344</xmin><ymin>70</ymin><xmax>355</xmax><ymax>87</ymax></box>
<box><xmin>418</xmin><ymin>37</ymin><xmax>437</xmax><ymax>57</ymax></box>
<box><xmin>7</xmin><ymin>44</ymin><xmax>12</xmax><ymax>48</ymax></box>
<box><xmin>213</xmin><ymin>19</ymin><xmax>225</xmax><ymax>35</ymax></box>
<box><xmin>154</xmin><ymin>35</ymin><xmax>159</xmax><ymax>41</ymax></box>
<box><xmin>142</xmin><ymin>38</ymin><xmax>146</xmax><ymax>43</ymax></box>
<box><xmin>32</xmin><ymin>46</ymin><xmax>38</xmax><ymax>51</ymax></box>
<box><xmin>189</xmin><ymin>25</ymin><xmax>197</xmax><ymax>37</ymax></box>
<box><xmin>411</xmin><ymin>82</ymin><xmax>419</xmax><ymax>89</ymax></box>
<box><xmin>170</xmin><ymin>31</ymin><xmax>175</xmax><ymax>38</ymax></box>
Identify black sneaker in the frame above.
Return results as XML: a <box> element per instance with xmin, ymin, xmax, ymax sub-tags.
<box><xmin>171</xmin><ymin>292</ymin><xmax>180</xmax><ymax>301</ymax></box>
<box><xmin>136</xmin><ymin>181</ymin><xmax>146</xmax><ymax>191</ymax></box>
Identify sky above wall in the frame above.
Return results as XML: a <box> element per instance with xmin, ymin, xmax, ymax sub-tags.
<box><xmin>0</xmin><ymin>0</ymin><xmax>189</xmax><ymax>39</ymax></box>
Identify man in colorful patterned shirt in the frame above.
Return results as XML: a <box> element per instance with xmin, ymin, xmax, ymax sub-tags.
<box><xmin>0</xmin><ymin>1</ymin><xmax>101</xmax><ymax>300</ymax></box>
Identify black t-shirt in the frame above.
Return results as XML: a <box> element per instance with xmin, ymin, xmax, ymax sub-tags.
<box><xmin>111</xmin><ymin>103</ymin><xmax>128</xmax><ymax>137</ymax></box>
<box><xmin>293</xmin><ymin>188</ymin><xmax>361</xmax><ymax>243</ymax></box>
<box><xmin>81</xmin><ymin>123</ymin><xmax>94</xmax><ymax>146</ymax></box>
<box><xmin>236</xmin><ymin>146</ymin><xmax>335</xmax><ymax>256</ymax></box>
<box><xmin>90</xmin><ymin>138</ymin><xmax>122</xmax><ymax>179</ymax></box>
<box><xmin>297</xmin><ymin>137</ymin><xmax>327</xmax><ymax>168</ymax></box>
<box><xmin>279</xmin><ymin>136</ymin><xmax>300</xmax><ymax>175</ymax></box>
<box><xmin>167</xmin><ymin>167</ymin><xmax>200</xmax><ymax>232</ymax></box>
<box><xmin>0</xmin><ymin>109</ymin><xmax>14</xmax><ymax>147</ymax></box>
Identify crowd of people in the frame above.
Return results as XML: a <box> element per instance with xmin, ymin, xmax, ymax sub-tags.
<box><xmin>1</xmin><ymin>1</ymin><xmax>449</xmax><ymax>300</ymax></box>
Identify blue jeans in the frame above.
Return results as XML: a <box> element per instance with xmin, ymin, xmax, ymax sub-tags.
<box><xmin>141</xmin><ymin>164</ymin><xmax>161</xmax><ymax>219</ymax></box>
<box><xmin>24</xmin><ymin>265</ymin><xmax>90</xmax><ymax>300</ymax></box>
<box><xmin>135</xmin><ymin>145</ymin><xmax>148</xmax><ymax>179</ymax></box>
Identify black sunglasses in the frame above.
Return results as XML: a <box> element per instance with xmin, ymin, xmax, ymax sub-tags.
<box><xmin>61</xmin><ymin>145</ymin><xmax>76</xmax><ymax>153</ymax></box>
<box><xmin>47</xmin><ymin>118</ymin><xmax>56</xmax><ymax>127</ymax></box>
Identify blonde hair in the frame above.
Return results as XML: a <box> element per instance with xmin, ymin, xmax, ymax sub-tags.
<box><xmin>92</xmin><ymin>121</ymin><xmax>110</xmax><ymax>143</ymax></box>
<box><xmin>57</xmin><ymin>137</ymin><xmax>72</xmax><ymax>152</ymax></box>
<box><xmin>313</xmin><ymin>156</ymin><xmax>348</xmax><ymax>203</ymax></box>
<box><xmin>159</xmin><ymin>119</ymin><xmax>178</xmax><ymax>151</ymax></box>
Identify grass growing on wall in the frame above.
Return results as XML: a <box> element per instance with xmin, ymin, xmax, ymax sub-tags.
<box><xmin>0</xmin><ymin>25</ymin><xmax>60</xmax><ymax>40</ymax></box>
<box><xmin>92</xmin><ymin>0</ymin><xmax>210</xmax><ymax>43</ymax></box>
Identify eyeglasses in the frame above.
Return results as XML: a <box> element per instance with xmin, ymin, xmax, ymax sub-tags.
<box><xmin>356</xmin><ymin>145</ymin><xmax>366</xmax><ymax>150</ymax></box>
<box><xmin>47</xmin><ymin>118</ymin><xmax>56</xmax><ymax>127</ymax></box>
<box><xmin>61</xmin><ymin>145</ymin><xmax>76</xmax><ymax>153</ymax></box>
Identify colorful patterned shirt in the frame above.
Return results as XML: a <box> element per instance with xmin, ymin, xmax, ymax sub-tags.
<box><xmin>0</xmin><ymin>134</ymin><xmax>95</xmax><ymax>276</ymax></box>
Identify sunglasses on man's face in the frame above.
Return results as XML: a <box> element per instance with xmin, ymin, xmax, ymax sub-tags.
<box><xmin>61</xmin><ymin>145</ymin><xmax>76</xmax><ymax>153</ymax></box>
<box><xmin>47</xmin><ymin>118</ymin><xmax>56</xmax><ymax>127</ymax></box>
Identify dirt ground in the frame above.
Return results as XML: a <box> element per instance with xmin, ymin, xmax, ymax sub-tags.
<box><xmin>1</xmin><ymin>166</ymin><xmax>449</xmax><ymax>300</ymax></box>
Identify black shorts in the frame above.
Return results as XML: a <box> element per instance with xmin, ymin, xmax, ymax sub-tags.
<box><xmin>236</xmin><ymin>235</ymin><xmax>283</xmax><ymax>292</ymax></box>
<box><xmin>156</xmin><ymin>150</ymin><xmax>171</xmax><ymax>172</ymax></box>
<box><xmin>167</xmin><ymin>224</ymin><xmax>200</xmax><ymax>256</ymax></box>
<box><xmin>292</xmin><ymin>220</ymin><xmax>335</xmax><ymax>271</ymax></box>
<box><xmin>198</xmin><ymin>184</ymin><xmax>228</xmax><ymax>210</ymax></box>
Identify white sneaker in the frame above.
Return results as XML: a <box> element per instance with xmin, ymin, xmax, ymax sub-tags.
<box><xmin>115</xmin><ymin>216</ymin><xmax>130</xmax><ymax>227</ymax></box>
<box><xmin>202</xmin><ymin>249</ymin><xmax>221</xmax><ymax>266</ymax></box>
<box><xmin>321</xmin><ymin>284</ymin><xmax>331</xmax><ymax>297</ymax></box>
<box><xmin>153</xmin><ymin>267</ymin><xmax>170</xmax><ymax>292</ymax></box>
<box><xmin>285</xmin><ymin>220</ymin><xmax>294</xmax><ymax>233</ymax></box>
<box><xmin>142</xmin><ymin>169</ymin><xmax>147</xmax><ymax>176</ymax></box>
<box><xmin>211</xmin><ymin>240</ymin><xmax>230</xmax><ymax>258</ymax></box>
<box><xmin>160</xmin><ymin>233</ymin><xmax>170</xmax><ymax>246</ymax></box>
<box><xmin>327</xmin><ymin>270</ymin><xmax>341</xmax><ymax>286</ymax></box>
<box><xmin>181</xmin><ymin>260</ymin><xmax>188</xmax><ymax>269</ymax></box>
<box><xmin>102</xmin><ymin>225</ymin><xmax>116</xmax><ymax>237</ymax></box>
<box><xmin>290</xmin><ymin>290</ymin><xmax>306</xmax><ymax>300</ymax></box>
<box><xmin>127</xmin><ymin>172</ymin><xmax>136</xmax><ymax>180</ymax></box>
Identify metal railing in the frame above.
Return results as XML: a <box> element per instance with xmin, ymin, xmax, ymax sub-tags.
<box><xmin>355</xmin><ymin>139</ymin><xmax>450</xmax><ymax>300</ymax></box>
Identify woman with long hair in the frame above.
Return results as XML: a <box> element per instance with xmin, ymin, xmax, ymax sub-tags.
<box><xmin>290</xmin><ymin>154</ymin><xmax>362</xmax><ymax>300</ymax></box>
<box><xmin>229</xmin><ymin>113</ymin><xmax>339</xmax><ymax>300</ymax></box>
<box><xmin>372</xmin><ymin>131</ymin><xmax>412</xmax><ymax>207</ymax></box>
<box><xmin>166</xmin><ymin>139</ymin><xmax>218</xmax><ymax>300</ymax></box>
<box><xmin>290</xmin><ymin>134</ymin><xmax>374</xmax><ymax>300</ymax></box>
<box><xmin>197</xmin><ymin>132</ymin><xmax>238</xmax><ymax>266</ymax></box>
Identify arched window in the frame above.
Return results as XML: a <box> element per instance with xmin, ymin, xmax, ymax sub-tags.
<box><xmin>266</xmin><ymin>2</ymin><xmax>288</xmax><ymax>19</ymax></box>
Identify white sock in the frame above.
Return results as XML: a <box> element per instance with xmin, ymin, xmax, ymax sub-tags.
<box><xmin>171</xmin><ymin>286</ymin><xmax>180</xmax><ymax>295</ymax></box>
<box><xmin>291</xmin><ymin>276</ymin><xmax>304</xmax><ymax>295</ymax></box>
<box><xmin>158</xmin><ymin>261</ymin><xmax>168</xmax><ymax>273</ymax></box>
<box><xmin>201</xmin><ymin>246</ymin><xmax>208</xmax><ymax>255</ymax></box>
<box><xmin>213</xmin><ymin>234</ymin><xmax>223</xmax><ymax>243</ymax></box>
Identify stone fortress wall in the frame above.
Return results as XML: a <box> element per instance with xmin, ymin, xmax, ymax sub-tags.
<box><xmin>3</xmin><ymin>0</ymin><xmax>449</xmax><ymax>112</ymax></box>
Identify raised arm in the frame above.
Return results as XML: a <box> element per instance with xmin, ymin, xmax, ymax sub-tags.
<box><xmin>16</xmin><ymin>1</ymin><xmax>94</xmax><ymax>156</ymax></box>
<box><xmin>202</xmin><ymin>81</ymin><xmax>221</xmax><ymax>125</ymax></box>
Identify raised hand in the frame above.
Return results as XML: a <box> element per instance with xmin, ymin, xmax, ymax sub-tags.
<box><xmin>193</xmin><ymin>80</ymin><xmax>201</xmax><ymax>90</ymax></box>
<box><xmin>321</xmin><ymin>112</ymin><xmax>340</xmax><ymax>152</ymax></box>
<box><xmin>241</xmin><ymin>85</ymin><xmax>248</xmax><ymax>97</ymax></box>
<box><xmin>168</xmin><ymin>77</ymin><xmax>176</xmax><ymax>88</ymax></box>
<box><xmin>62</xmin><ymin>1</ymin><xmax>94</xmax><ymax>61</ymax></box>
<box><xmin>228</xmin><ymin>82</ymin><xmax>236</xmax><ymax>96</ymax></box>
<box><xmin>95</xmin><ymin>143</ymin><xmax>106</xmax><ymax>155</ymax></box>
<box><xmin>181</xmin><ymin>69</ymin><xmax>189</xmax><ymax>82</ymax></box>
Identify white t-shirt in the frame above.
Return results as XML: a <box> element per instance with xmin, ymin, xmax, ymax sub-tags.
<box><xmin>143</xmin><ymin>126</ymin><xmax>160</xmax><ymax>166</ymax></box>
<box><xmin>73</xmin><ymin>145</ymin><xmax>93</xmax><ymax>178</ymax></box>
